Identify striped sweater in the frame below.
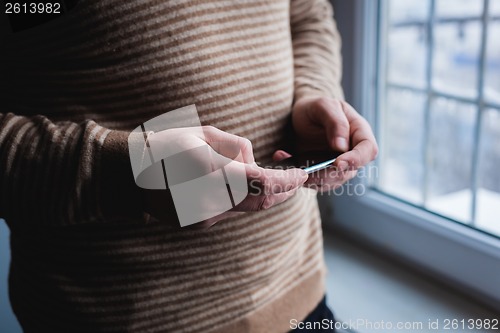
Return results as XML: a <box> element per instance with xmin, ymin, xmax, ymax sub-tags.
<box><xmin>0</xmin><ymin>0</ymin><xmax>343</xmax><ymax>332</ymax></box>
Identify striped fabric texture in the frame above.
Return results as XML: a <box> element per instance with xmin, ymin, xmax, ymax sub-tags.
<box><xmin>0</xmin><ymin>0</ymin><xmax>343</xmax><ymax>332</ymax></box>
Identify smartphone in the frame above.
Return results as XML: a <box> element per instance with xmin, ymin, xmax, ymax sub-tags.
<box><xmin>266</xmin><ymin>150</ymin><xmax>342</xmax><ymax>174</ymax></box>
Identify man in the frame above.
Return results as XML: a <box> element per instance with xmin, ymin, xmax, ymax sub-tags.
<box><xmin>0</xmin><ymin>0</ymin><xmax>377</xmax><ymax>332</ymax></box>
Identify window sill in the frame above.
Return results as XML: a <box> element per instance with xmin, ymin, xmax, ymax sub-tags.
<box><xmin>319</xmin><ymin>190</ymin><xmax>500</xmax><ymax>313</ymax></box>
<box><xmin>323</xmin><ymin>229</ymin><xmax>499</xmax><ymax>333</ymax></box>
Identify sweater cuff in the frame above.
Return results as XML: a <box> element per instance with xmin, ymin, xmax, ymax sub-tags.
<box><xmin>294</xmin><ymin>85</ymin><xmax>345</xmax><ymax>103</ymax></box>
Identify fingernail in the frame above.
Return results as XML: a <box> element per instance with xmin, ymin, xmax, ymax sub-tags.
<box><xmin>337</xmin><ymin>161</ymin><xmax>349</xmax><ymax>172</ymax></box>
<box><xmin>335</xmin><ymin>137</ymin><xmax>349</xmax><ymax>151</ymax></box>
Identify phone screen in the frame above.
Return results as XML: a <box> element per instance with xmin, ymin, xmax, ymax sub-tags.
<box><xmin>265</xmin><ymin>151</ymin><xmax>342</xmax><ymax>174</ymax></box>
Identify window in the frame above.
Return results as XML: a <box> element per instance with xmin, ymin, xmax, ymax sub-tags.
<box><xmin>377</xmin><ymin>0</ymin><xmax>500</xmax><ymax>237</ymax></box>
<box><xmin>329</xmin><ymin>0</ymin><xmax>500</xmax><ymax>312</ymax></box>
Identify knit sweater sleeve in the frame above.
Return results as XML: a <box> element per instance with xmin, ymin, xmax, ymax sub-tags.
<box><xmin>290</xmin><ymin>0</ymin><xmax>345</xmax><ymax>101</ymax></box>
<box><xmin>0</xmin><ymin>114</ymin><xmax>144</xmax><ymax>229</ymax></box>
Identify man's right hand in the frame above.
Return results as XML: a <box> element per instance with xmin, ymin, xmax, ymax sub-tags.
<box><xmin>141</xmin><ymin>126</ymin><xmax>308</xmax><ymax>229</ymax></box>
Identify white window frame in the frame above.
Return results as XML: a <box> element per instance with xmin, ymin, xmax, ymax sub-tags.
<box><xmin>328</xmin><ymin>0</ymin><xmax>500</xmax><ymax>312</ymax></box>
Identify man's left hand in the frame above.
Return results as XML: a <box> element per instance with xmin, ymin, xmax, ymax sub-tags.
<box><xmin>274</xmin><ymin>96</ymin><xmax>378</xmax><ymax>192</ymax></box>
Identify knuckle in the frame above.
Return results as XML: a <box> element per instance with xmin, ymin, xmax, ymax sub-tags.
<box><xmin>336</xmin><ymin>118</ymin><xmax>350</xmax><ymax>131</ymax></box>
<box><xmin>347</xmin><ymin>154</ymin><xmax>361</xmax><ymax>170</ymax></box>
<box><xmin>242</xmin><ymin>137</ymin><xmax>253</xmax><ymax>150</ymax></box>
<box><xmin>202</xmin><ymin>125</ymin><xmax>217</xmax><ymax>134</ymax></box>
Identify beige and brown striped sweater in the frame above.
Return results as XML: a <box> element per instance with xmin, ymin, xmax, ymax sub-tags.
<box><xmin>0</xmin><ymin>0</ymin><xmax>343</xmax><ymax>332</ymax></box>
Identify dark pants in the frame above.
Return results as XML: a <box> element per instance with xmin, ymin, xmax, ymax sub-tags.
<box><xmin>289</xmin><ymin>296</ymin><xmax>336</xmax><ymax>332</ymax></box>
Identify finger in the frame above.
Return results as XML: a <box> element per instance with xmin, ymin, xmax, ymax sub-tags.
<box><xmin>335</xmin><ymin>141</ymin><xmax>374</xmax><ymax>172</ymax></box>
<box><xmin>201</xmin><ymin>126</ymin><xmax>255</xmax><ymax>164</ymax></box>
<box><xmin>320</xmin><ymin>170</ymin><xmax>358</xmax><ymax>193</ymax></box>
<box><xmin>310</xmin><ymin>99</ymin><xmax>350</xmax><ymax>152</ymax></box>
<box><xmin>334</xmin><ymin>102</ymin><xmax>378</xmax><ymax>170</ymax></box>
<box><xmin>306</xmin><ymin>165</ymin><xmax>357</xmax><ymax>184</ymax></box>
<box><xmin>342</xmin><ymin>102</ymin><xmax>378</xmax><ymax>151</ymax></box>
<box><xmin>246</xmin><ymin>164</ymin><xmax>308</xmax><ymax>195</ymax></box>
<box><xmin>233</xmin><ymin>187</ymin><xmax>299</xmax><ymax>211</ymax></box>
<box><xmin>305</xmin><ymin>169</ymin><xmax>358</xmax><ymax>192</ymax></box>
<box><xmin>272</xmin><ymin>150</ymin><xmax>292</xmax><ymax>162</ymax></box>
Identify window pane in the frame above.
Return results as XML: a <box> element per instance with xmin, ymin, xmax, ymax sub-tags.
<box><xmin>484</xmin><ymin>21</ymin><xmax>500</xmax><ymax>104</ymax></box>
<box><xmin>436</xmin><ymin>0</ymin><xmax>483</xmax><ymax>18</ymax></box>
<box><xmin>387</xmin><ymin>26</ymin><xmax>427</xmax><ymax>88</ymax></box>
<box><xmin>432</xmin><ymin>21</ymin><xmax>482</xmax><ymax>98</ymax></box>
<box><xmin>476</xmin><ymin>109</ymin><xmax>500</xmax><ymax>236</ymax></box>
<box><xmin>491</xmin><ymin>0</ymin><xmax>500</xmax><ymax>15</ymax></box>
<box><xmin>379</xmin><ymin>88</ymin><xmax>425</xmax><ymax>204</ymax></box>
<box><xmin>425</xmin><ymin>98</ymin><xmax>477</xmax><ymax>223</ymax></box>
<box><xmin>378</xmin><ymin>0</ymin><xmax>500</xmax><ymax>236</ymax></box>
<box><xmin>388</xmin><ymin>0</ymin><xmax>430</xmax><ymax>22</ymax></box>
